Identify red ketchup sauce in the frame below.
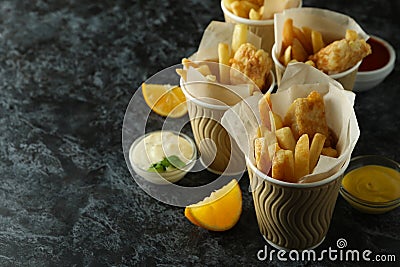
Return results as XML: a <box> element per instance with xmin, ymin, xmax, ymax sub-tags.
<box><xmin>358</xmin><ymin>37</ymin><xmax>390</xmax><ymax>72</ymax></box>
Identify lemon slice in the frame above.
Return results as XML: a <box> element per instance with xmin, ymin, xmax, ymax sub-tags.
<box><xmin>184</xmin><ymin>179</ymin><xmax>242</xmax><ymax>231</ymax></box>
<box><xmin>142</xmin><ymin>83</ymin><xmax>187</xmax><ymax>118</ymax></box>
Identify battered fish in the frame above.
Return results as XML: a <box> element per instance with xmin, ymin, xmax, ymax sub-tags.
<box><xmin>284</xmin><ymin>91</ymin><xmax>329</xmax><ymax>144</ymax></box>
<box><xmin>310</xmin><ymin>30</ymin><xmax>371</xmax><ymax>74</ymax></box>
<box><xmin>230</xmin><ymin>43</ymin><xmax>272</xmax><ymax>91</ymax></box>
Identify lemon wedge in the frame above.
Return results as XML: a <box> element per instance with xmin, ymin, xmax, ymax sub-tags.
<box><xmin>142</xmin><ymin>83</ymin><xmax>187</xmax><ymax>118</ymax></box>
<box><xmin>185</xmin><ymin>179</ymin><xmax>242</xmax><ymax>231</ymax></box>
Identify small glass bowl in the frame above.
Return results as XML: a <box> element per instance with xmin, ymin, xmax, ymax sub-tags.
<box><xmin>340</xmin><ymin>155</ymin><xmax>400</xmax><ymax>214</ymax></box>
<box><xmin>354</xmin><ymin>35</ymin><xmax>395</xmax><ymax>92</ymax></box>
<box><xmin>129</xmin><ymin>130</ymin><xmax>197</xmax><ymax>185</ymax></box>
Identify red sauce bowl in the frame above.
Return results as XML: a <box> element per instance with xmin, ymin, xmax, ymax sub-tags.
<box><xmin>354</xmin><ymin>35</ymin><xmax>395</xmax><ymax>92</ymax></box>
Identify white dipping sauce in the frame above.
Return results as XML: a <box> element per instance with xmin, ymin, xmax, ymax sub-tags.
<box><xmin>130</xmin><ymin>131</ymin><xmax>194</xmax><ymax>170</ymax></box>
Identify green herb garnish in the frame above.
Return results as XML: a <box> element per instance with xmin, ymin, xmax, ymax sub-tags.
<box><xmin>148</xmin><ymin>155</ymin><xmax>186</xmax><ymax>172</ymax></box>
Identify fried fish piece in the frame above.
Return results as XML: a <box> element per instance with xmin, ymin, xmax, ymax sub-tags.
<box><xmin>230</xmin><ymin>43</ymin><xmax>272</xmax><ymax>91</ymax></box>
<box><xmin>309</xmin><ymin>30</ymin><xmax>371</xmax><ymax>74</ymax></box>
<box><xmin>284</xmin><ymin>91</ymin><xmax>329</xmax><ymax>144</ymax></box>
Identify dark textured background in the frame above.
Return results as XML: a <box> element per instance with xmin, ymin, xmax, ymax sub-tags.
<box><xmin>0</xmin><ymin>0</ymin><xmax>399</xmax><ymax>266</ymax></box>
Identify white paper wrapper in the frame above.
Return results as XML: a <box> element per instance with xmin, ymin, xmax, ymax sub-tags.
<box><xmin>274</xmin><ymin>7</ymin><xmax>369</xmax><ymax>56</ymax></box>
<box><xmin>221</xmin><ymin>63</ymin><xmax>360</xmax><ymax>183</ymax></box>
<box><xmin>195</xmin><ymin>21</ymin><xmax>262</xmax><ymax>61</ymax></box>
<box><xmin>263</xmin><ymin>0</ymin><xmax>301</xmax><ymax>20</ymax></box>
<box><xmin>183</xmin><ymin>66</ymin><xmax>256</xmax><ymax>106</ymax></box>
<box><xmin>220</xmin><ymin>92</ymin><xmax>265</xmax><ymax>162</ymax></box>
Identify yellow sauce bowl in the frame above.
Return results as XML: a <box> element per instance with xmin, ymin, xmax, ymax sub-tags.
<box><xmin>340</xmin><ymin>155</ymin><xmax>400</xmax><ymax>214</ymax></box>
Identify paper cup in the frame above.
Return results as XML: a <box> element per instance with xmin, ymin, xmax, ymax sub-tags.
<box><xmin>247</xmin><ymin>155</ymin><xmax>350</xmax><ymax>250</ymax></box>
<box><xmin>272</xmin><ymin>43</ymin><xmax>361</xmax><ymax>90</ymax></box>
<box><xmin>180</xmin><ymin>71</ymin><xmax>275</xmax><ymax>174</ymax></box>
<box><xmin>221</xmin><ymin>1</ymin><xmax>302</xmax><ymax>54</ymax></box>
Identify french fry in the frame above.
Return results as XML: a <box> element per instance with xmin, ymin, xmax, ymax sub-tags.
<box><xmin>270</xmin><ymin>111</ymin><xmax>283</xmax><ymax>130</ymax></box>
<box><xmin>268</xmin><ymin>143</ymin><xmax>280</xmax><ymax>159</ymax></box>
<box><xmin>275</xmin><ymin>127</ymin><xmax>296</xmax><ymax>151</ymax></box>
<box><xmin>231</xmin><ymin>1</ymin><xmax>248</xmax><ymax>18</ymax></box>
<box><xmin>282</xmin><ymin>18</ymin><xmax>294</xmax><ymax>51</ymax></box>
<box><xmin>232</xmin><ymin>0</ymin><xmax>259</xmax><ymax>19</ymax></box>
<box><xmin>291</xmin><ymin>38</ymin><xmax>308</xmax><ymax>62</ymax></box>
<box><xmin>182</xmin><ymin>58</ymin><xmax>197</xmax><ymax>69</ymax></box>
<box><xmin>264</xmin><ymin>91</ymin><xmax>272</xmax><ymax>108</ymax></box>
<box><xmin>254</xmin><ymin>137</ymin><xmax>264</xmax><ymax>164</ymax></box>
<box><xmin>223</xmin><ymin>0</ymin><xmax>235</xmax><ymax>12</ymax></box>
<box><xmin>280</xmin><ymin>45</ymin><xmax>292</xmax><ymax>66</ymax></box>
<box><xmin>293</xmin><ymin>26</ymin><xmax>313</xmax><ymax>54</ymax></box>
<box><xmin>258</xmin><ymin>93</ymin><xmax>271</xmax><ymax>128</ymax></box>
<box><xmin>231</xmin><ymin>24</ymin><xmax>248</xmax><ymax>54</ymax></box>
<box><xmin>321</xmin><ymin>147</ymin><xmax>338</xmax><ymax>158</ymax></box>
<box><xmin>301</xmin><ymin>26</ymin><xmax>313</xmax><ymax>50</ymax></box>
<box><xmin>231</xmin><ymin>1</ymin><xmax>259</xmax><ymax>19</ymax></box>
<box><xmin>273</xmin><ymin>150</ymin><xmax>295</xmax><ymax>182</ymax></box>
<box><xmin>272</xmin><ymin>150</ymin><xmax>284</xmax><ymax>179</ymax></box>
<box><xmin>259</xmin><ymin>6</ymin><xmax>264</xmax><ymax>18</ymax></box>
<box><xmin>218</xmin><ymin>42</ymin><xmax>231</xmax><ymax>84</ymax></box>
<box><xmin>264</xmin><ymin>128</ymin><xmax>278</xmax><ymax>161</ymax></box>
<box><xmin>309</xmin><ymin>133</ymin><xmax>326</xmax><ymax>171</ymax></box>
<box><xmin>284</xmin><ymin>150</ymin><xmax>295</xmax><ymax>182</ymax></box>
<box><xmin>257</xmin><ymin>125</ymin><xmax>267</xmax><ymax>138</ymax></box>
<box><xmin>239</xmin><ymin>1</ymin><xmax>259</xmax><ymax>15</ymax></box>
<box><xmin>304</xmin><ymin>60</ymin><xmax>315</xmax><ymax>67</ymax></box>
<box><xmin>311</xmin><ymin>30</ymin><xmax>325</xmax><ymax>54</ymax></box>
<box><xmin>218</xmin><ymin>43</ymin><xmax>230</xmax><ymax>66</ymax></box>
<box><xmin>175</xmin><ymin>68</ymin><xmax>187</xmax><ymax>81</ymax></box>
<box><xmin>294</xmin><ymin>134</ymin><xmax>310</xmax><ymax>179</ymax></box>
<box><xmin>249</xmin><ymin>8</ymin><xmax>261</xmax><ymax>20</ymax></box>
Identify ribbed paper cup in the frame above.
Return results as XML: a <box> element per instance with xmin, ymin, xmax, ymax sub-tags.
<box><xmin>180</xmin><ymin>72</ymin><xmax>275</xmax><ymax>174</ymax></box>
<box><xmin>246</xmin><ymin>155</ymin><xmax>350</xmax><ymax>250</ymax></box>
<box><xmin>180</xmin><ymin>81</ymin><xmax>242</xmax><ymax>175</ymax></box>
<box><xmin>221</xmin><ymin>1</ymin><xmax>302</xmax><ymax>55</ymax></box>
<box><xmin>272</xmin><ymin>43</ymin><xmax>361</xmax><ymax>90</ymax></box>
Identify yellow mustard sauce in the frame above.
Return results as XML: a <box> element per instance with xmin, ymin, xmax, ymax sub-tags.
<box><xmin>342</xmin><ymin>165</ymin><xmax>400</xmax><ymax>203</ymax></box>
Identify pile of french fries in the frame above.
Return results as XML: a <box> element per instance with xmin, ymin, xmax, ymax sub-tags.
<box><xmin>279</xmin><ymin>18</ymin><xmax>325</xmax><ymax>67</ymax></box>
<box><xmin>223</xmin><ymin>0</ymin><xmax>265</xmax><ymax>20</ymax></box>
<box><xmin>254</xmin><ymin>91</ymin><xmax>338</xmax><ymax>183</ymax></box>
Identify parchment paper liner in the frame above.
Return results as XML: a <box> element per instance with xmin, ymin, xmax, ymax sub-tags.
<box><xmin>273</xmin><ymin>7</ymin><xmax>370</xmax><ymax>90</ymax></box>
